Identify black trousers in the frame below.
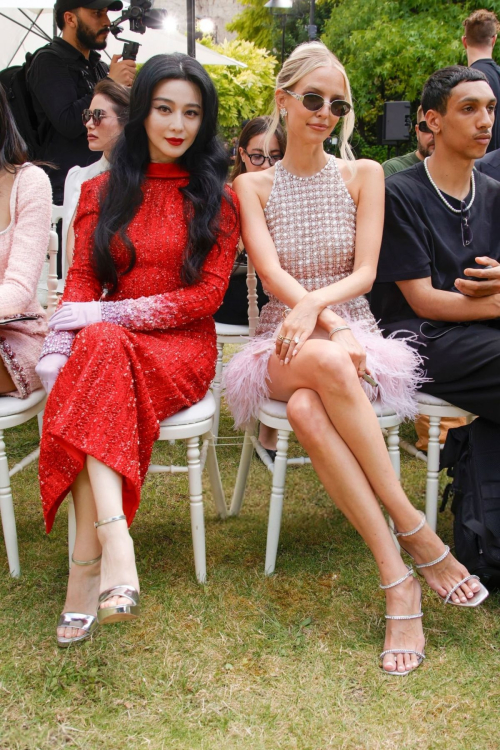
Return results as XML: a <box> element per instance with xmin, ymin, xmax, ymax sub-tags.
<box><xmin>384</xmin><ymin>320</ymin><xmax>500</xmax><ymax>425</ymax></box>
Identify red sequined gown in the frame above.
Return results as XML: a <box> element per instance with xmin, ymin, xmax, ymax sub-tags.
<box><xmin>39</xmin><ymin>162</ymin><xmax>239</xmax><ymax>533</ymax></box>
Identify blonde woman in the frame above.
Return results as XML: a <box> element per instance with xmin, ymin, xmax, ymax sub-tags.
<box><xmin>224</xmin><ymin>41</ymin><xmax>488</xmax><ymax>675</ymax></box>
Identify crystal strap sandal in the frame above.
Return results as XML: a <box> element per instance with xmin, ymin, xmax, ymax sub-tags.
<box><xmin>379</xmin><ymin>565</ymin><xmax>425</xmax><ymax>676</ymax></box>
<box><xmin>57</xmin><ymin>553</ymin><xmax>102</xmax><ymax>648</ymax></box>
<box><xmin>394</xmin><ymin>511</ymin><xmax>489</xmax><ymax>607</ymax></box>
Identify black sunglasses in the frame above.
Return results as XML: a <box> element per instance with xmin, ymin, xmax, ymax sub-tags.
<box><xmin>417</xmin><ymin>120</ymin><xmax>432</xmax><ymax>134</ymax></box>
<box><xmin>243</xmin><ymin>151</ymin><xmax>282</xmax><ymax>167</ymax></box>
<box><xmin>284</xmin><ymin>89</ymin><xmax>352</xmax><ymax>117</ymax></box>
<box><xmin>461</xmin><ymin>203</ymin><xmax>473</xmax><ymax>247</ymax></box>
<box><xmin>82</xmin><ymin>108</ymin><xmax>108</xmax><ymax>126</ymax></box>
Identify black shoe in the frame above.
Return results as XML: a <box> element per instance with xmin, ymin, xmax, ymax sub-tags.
<box><xmin>257</xmin><ymin>447</ymin><xmax>276</xmax><ymax>464</ymax></box>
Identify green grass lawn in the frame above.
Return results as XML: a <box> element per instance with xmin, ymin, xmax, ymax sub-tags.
<box><xmin>0</xmin><ymin>408</ymin><xmax>499</xmax><ymax>750</ymax></box>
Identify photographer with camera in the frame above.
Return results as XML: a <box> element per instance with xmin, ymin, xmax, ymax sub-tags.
<box><xmin>27</xmin><ymin>0</ymin><xmax>136</xmax><ymax>204</ymax></box>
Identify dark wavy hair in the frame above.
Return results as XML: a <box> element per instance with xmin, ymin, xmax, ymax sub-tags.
<box><xmin>231</xmin><ymin>116</ymin><xmax>286</xmax><ymax>181</ymax></box>
<box><xmin>0</xmin><ymin>84</ymin><xmax>29</xmax><ymax>172</ymax></box>
<box><xmin>93</xmin><ymin>53</ymin><xmax>233</xmax><ymax>294</ymax></box>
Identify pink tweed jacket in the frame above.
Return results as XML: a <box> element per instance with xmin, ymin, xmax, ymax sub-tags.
<box><xmin>0</xmin><ymin>164</ymin><xmax>51</xmax><ymax>397</ymax></box>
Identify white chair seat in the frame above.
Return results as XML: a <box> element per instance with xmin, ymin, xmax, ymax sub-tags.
<box><xmin>260</xmin><ymin>397</ymin><xmax>398</xmax><ymax>420</ymax></box>
<box><xmin>416</xmin><ymin>392</ymin><xmax>454</xmax><ymax>407</ymax></box>
<box><xmin>0</xmin><ymin>389</ymin><xmax>46</xmax><ymax>418</ymax></box>
<box><xmin>215</xmin><ymin>322</ymin><xmax>249</xmax><ymax>337</ymax></box>
<box><xmin>159</xmin><ymin>392</ymin><xmax>216</xmax><ymax>428</ymax></box>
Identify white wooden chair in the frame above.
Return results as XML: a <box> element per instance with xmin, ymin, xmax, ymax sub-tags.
<box><xmin>1</xmin><ymin>227</ymin><xmax>58</xmax><ymax>576</ymax></box>
<box><xmin>230</xmin><ymin>398</ymin><xmax>402</xmax><ymax>575</ymax></box>
<box><xmin>212</xmin><ymin>258</ymin><xmax>259</xmax><ymax>440</ymax></box>
<box><xmin>68</xmin><ymin>391</ymin><xmax>227</xmax><ymax>584</ymax></box>
<box><xmin>225</xmin><ymin>264</ymin><xmax>403</xmax><ymax>575</ymax></box>
<box><xmin>399</xmin><ymin>393</ymin><xmax>473</xmax><ymax>532</ymax></box>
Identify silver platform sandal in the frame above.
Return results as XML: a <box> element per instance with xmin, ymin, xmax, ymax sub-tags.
<box><xmin>57</xmin><ymin>553</ymin><xmax>102</xmax><ymax>648</ymax></box>
<box><xmin>94</xmin><ymin>514</ymin><xmax>141</xmax><ymax>625</ymax></box>
<box><xmin>395</xmin><ymin>511</ymin><xmax>489</xmax><ymax>607</ymax></box>
<box><xmin>379</xmin><ymin>565</ymin><xmax>425</xmax><ymax>676</ymax></box>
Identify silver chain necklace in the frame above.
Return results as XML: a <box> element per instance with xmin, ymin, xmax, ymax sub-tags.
<box><xmin>423</xmin><ymin>157</ymin><xmax>475</xmax><ymax>213</ymax></box>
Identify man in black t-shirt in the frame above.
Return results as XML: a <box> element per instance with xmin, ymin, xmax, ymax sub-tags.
<box><xmin>462</xmin><ymin>9</ymin><xmax>500</xmax><ymax>152</ymax></box>
<box><xmin>371</xmin><ymin>65</ymin><xmax>500</xmax><ymax>422</ymax></box>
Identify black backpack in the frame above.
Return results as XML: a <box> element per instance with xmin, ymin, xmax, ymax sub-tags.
<box><xmin>0</xmin><ymin>44</ymin><xmax>64</xmax><ymax>159</ymax></box>
<box><xmin>440</xmin><ymin>417</ymin><xmax>500</xmax><ymax>590</ymax></box>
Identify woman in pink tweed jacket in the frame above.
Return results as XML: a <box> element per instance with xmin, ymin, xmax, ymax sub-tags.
<box><xmin>0</xmin><ymin>87</ymin><xmax>51</xmax><ymax>398</ymax></box>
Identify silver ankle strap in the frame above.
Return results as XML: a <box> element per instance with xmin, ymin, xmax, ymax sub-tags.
<box><xmin>415</xmin><ymin>545</ymin><xmax>450</xmax><ymax>569</ymax></box>
<box><xmin>380</xmin><ymin>565</ymin><xmax>414</xmax><ymax>590</ymax></box>
<box><xmin>394</xmin><ymin>510</ymin><xmax>426</xmax><ymax>538</ymax></box>
<box><xmin>386</xmin><ymin>612</ymin><xmax>423</xmax><ymax>620</ymax></box>
<box><xmin>94</xmin><ymin>514</ymin><xmax>127</xmax><ymax>529</ymax></box>
<box><xmin>71</xmin><ymin>553</ymin><xmax>102</xmax><ymax>566</ymax></box>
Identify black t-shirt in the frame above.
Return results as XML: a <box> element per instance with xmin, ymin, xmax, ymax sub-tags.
<box><xmin>370</xmin><ymin>161</ymin><xmax>500</xmax><ymax>333</ymax></box>
<box><xmin>471</xmin><ymin>58</ymin><xmax>500</xmax><ymax>152</ymax></box>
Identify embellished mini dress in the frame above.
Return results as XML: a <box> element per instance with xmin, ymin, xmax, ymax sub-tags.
<box><xmin>39</xmin><ymin>162</ymin><xmax>239</xmax><ymax>533</ymax></box>
<box><xmin>223</xmin><ymin>157</ymin><xmax>424</xmax><ymax>428</ymax></box>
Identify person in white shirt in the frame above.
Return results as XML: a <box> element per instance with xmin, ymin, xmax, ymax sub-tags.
<box><xmin>62</xmin><ymin>78</ymin><xmax>129</xmax><ymax>268</ymax></box>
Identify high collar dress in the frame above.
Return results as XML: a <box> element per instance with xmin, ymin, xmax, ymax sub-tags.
<box><xmin>39</xmin><ymin>162</ymin><xmax>239</xmax><ymax>532</ymax></box>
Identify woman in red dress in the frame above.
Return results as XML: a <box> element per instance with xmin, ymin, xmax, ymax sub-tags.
<box><xmin>36</xmin><ymin>54</ymin><xmax>239</xmax><ymax>646</ymax></box>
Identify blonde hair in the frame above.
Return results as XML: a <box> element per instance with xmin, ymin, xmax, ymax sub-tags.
<box><xmin>264</xmin><ymin>41</ymin><xmax>355</xmax><ymax>165</ymax></box>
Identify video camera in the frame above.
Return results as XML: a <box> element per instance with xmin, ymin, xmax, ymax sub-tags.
<box><xmin>110</xmin><ymin>0</ymin><xmax>167</xmax><ymax>61</ymax></box>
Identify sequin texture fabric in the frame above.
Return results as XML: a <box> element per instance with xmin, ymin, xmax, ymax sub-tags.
<box><xmin>258</xmin><ymin>157</ymin><xmax>377</xmax><ymax>335</ymax></box>
<box><xmin>39</xmin><ymin>162</ymin><xmax>239</xmax><ymax>533</ymax></box>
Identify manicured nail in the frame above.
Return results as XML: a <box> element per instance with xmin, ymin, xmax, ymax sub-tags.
<box><xmin>292</xmin><ymin>350</ymin><xmax>297</xmax><ymax>356</ymax></box>
<box><xmin>285</xmin><ymin>358</ymin><xmax>289</xmax><ymax>365</ymax></box>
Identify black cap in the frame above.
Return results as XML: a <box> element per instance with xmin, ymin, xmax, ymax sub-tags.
<box><xmin>55</xmin><ymin>0</ymin><xmax>123</xmax><ymax>12</ymax></box>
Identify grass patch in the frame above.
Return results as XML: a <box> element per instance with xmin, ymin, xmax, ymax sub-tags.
<box><xmin>0</xmin><ymin>406</ymin><xmax>498</xmax><ymax>750</ymax></box>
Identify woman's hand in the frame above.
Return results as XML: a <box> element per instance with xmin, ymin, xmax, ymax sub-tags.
<box><xmin>35</xmin><ymin>353</ymin><xmax>69</xmax><ymax>394</ymax></box>
<box><xmin>49</xmin><ymin>301</ymin><xmax>102</xmax><ymax>331</ymax></box>
<box><xmin>330</xmin><ymin>328</ymin><xmax>368</xmax><ymax>379</ymax></box>
<box><xmin>276</xmin><ymin>294</ymin><xmax>323</xmax><ymax>364</ymax></box>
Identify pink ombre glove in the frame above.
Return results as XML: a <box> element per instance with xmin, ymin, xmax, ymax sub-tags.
<box><xmin>35</xmin><ymin>353</ymin><xmax>69</xmax><ymax>395</ymax></box>
<box><xmin>49</xmin><ymin>301</ymin><xmax>102</xmax><ymax>331</ymax></box>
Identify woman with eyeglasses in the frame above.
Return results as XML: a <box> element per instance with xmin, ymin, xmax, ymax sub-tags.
<box><xmin>35</xmin><ymin>54</ymin><xmax>239</xmax><ymax>647</ymax></box>
<box><xmin>224</xmin><ymin>41</ymin><xmax>487</xmax><ymax>676</ymax></box>
<box><xmin>62</xmin><ymin>79</ymin><xmax>130</xmax><ymax>267</ymax></box>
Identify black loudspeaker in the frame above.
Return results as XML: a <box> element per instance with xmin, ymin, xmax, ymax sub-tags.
<box><xmin>381</xmin><ymin>101</ymin><xmax>411</xmax><ymax>145</ymax></box>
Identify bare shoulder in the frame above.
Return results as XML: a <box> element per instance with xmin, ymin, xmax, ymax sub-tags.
<box><xmin>336</xmin><ymin>157</ymin><xmax>383</xmax><ymax>180</ymax></box>
<box><xmin>233</xmin><ymin>167</ymin><xmax>276</xmax><ymax>209</ymax></box>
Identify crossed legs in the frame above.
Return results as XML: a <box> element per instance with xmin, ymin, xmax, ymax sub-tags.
<box><xmin>266</xmin><ymin>339</ymin><xmax>481</xmax><ymax>673</ymax></box>
<box><xmin>57</xmin><ymin>456</ymin><xmax>139</xmax><ymax>641</ymax></box>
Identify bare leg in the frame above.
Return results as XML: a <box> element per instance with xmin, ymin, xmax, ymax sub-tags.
<box><xmin>86</xmin><ymin>455</ymin><xmax>139</xmax><ymax>611</ymax></box>
<box><xmin>57</xmin><ymin>464</ymin><xmax>101</xmax><ymax>640</ymax></box>
<box><xmin>0</xmin><ymin>358</ymin><xmax>15</xmax><ymax>394</ymax></box>
<box><xmin>268</xmin><ymin>340</ymin><xmax>481</xmax><ymax>604</ymax></box>
<box><xmin>287</xmin><ymin>388</ymin><xmax>424</xmax><ymax>673</ymax></box>
<box><xmin>258</xmin><ymin>424</ymin><xmax>278</xmax><ymax>451</ymax></box>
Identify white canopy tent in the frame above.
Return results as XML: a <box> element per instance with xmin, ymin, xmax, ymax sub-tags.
<box><xmin>0</xmin><ymin>0</ymin><xmax>246</xmax><ymax>68</ymax></box>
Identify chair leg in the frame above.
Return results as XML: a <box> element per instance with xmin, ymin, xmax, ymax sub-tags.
<box><xmin>230</xmin><ymin>429</ymin><xmax>254</xmax><ymax>517</ymax></box>
<box><xmin>186</xmin><ymin>436</ymin><xmax>207</xmax><ymax>583</ymax></box>
<box><xmin>425</xmin><ymin>415</ymin><xmax>441</xmax><ymax>532</ymax></box>
<box><xmin>0</xmin><ymin>429</ymin><xmax>20</xmax><ymax>577</ymax></box>
<box><xmin>386</xmin><ymin>423</ymin><xmax>401</xmax><ymax>480</ymax></box>
<box><xmin>212</xmin><ymin>342</ymin><xmax>224</xmax><ymax>443</ymax></box>
<box><xmin>68</xmin><ymin>495</ymin><xmax>76</xmax><ymax>569</ymax></box>
<box><xmin>265</xmin><ymin>429</ymin><xmax>290</xmax><ymax>576</ymax></box>
<box><xmin>204</xmin><ymin>432</ymin><xmax>227</xmax><ymax>519</ymax></box>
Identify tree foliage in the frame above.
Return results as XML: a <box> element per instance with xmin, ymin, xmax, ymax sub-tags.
<box><xmin>201</xmin><ymin>38</ymin><xmax>278</xmax><ymax>139</ymax></box>
<box><xmin>227</xmin><ymin>0</ymin><xmax>334</xmax><ymax>66</ymax></box>
<box><xmin>227</xmin><ymin>0</ymin><xmax>500</xmax><ymax>158</ymax></box>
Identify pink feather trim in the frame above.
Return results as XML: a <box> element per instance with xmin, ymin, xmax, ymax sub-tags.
<box><xmin>223</xmin><ymin>320</ymin><xmax>428</xmax><ymax>430</ymax></box>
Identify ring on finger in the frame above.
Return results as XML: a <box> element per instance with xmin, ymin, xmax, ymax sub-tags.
<box><xmin>294</xmin><ymin>336</ymin><xmax>300</xmax><ymax>344</ymax></box>
<box><xmin>277</xmin><ymin>335</ymin><xmax>285</xmax><ymax>342</ymax></box>
<box><xmin>282</xmin><ymin>338</ymin><xmax>292</xmax><ymax>344</ymax></box>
